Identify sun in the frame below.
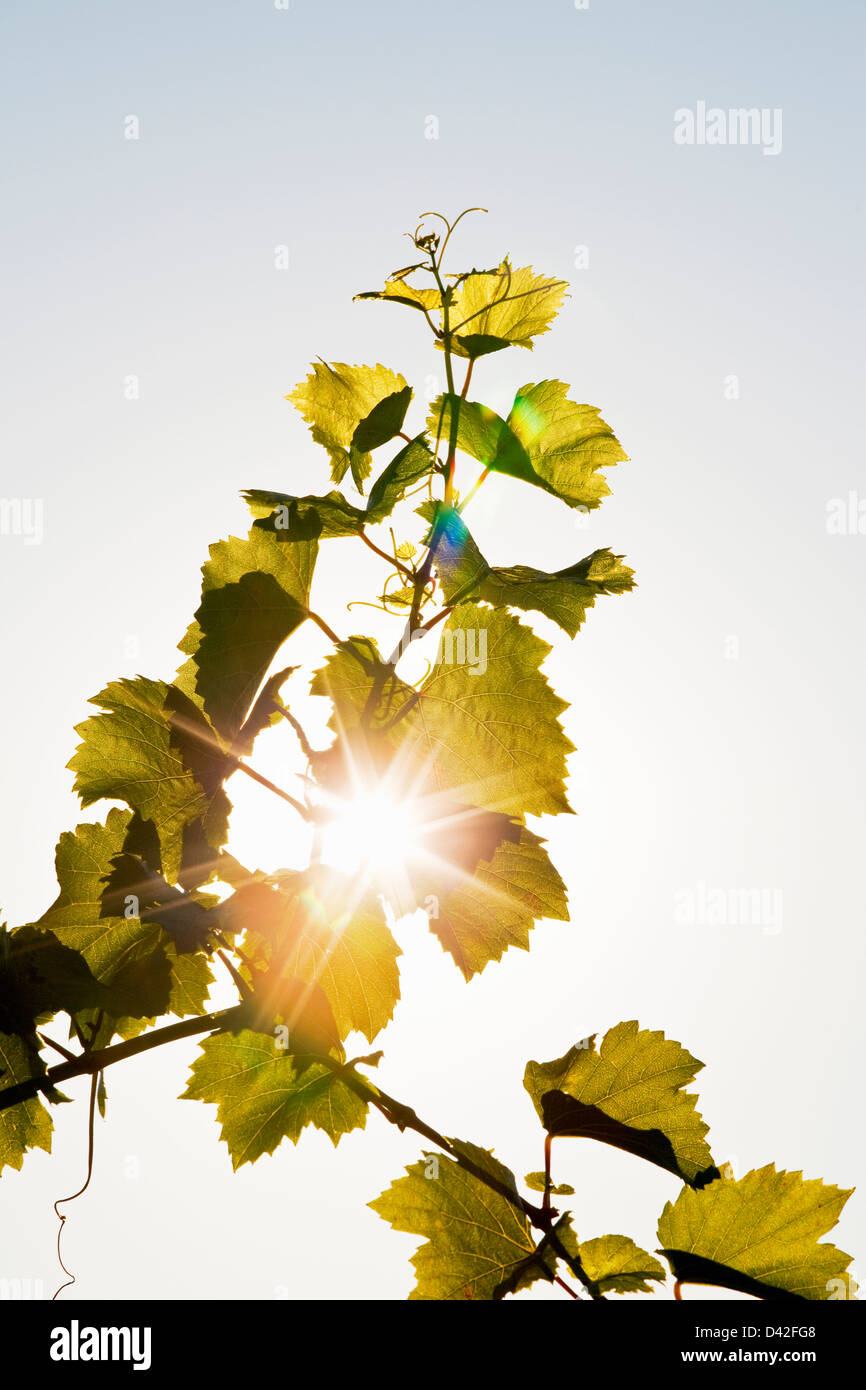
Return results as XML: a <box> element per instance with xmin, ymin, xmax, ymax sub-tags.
<box><xmin>319</xmin><ymin>787</ymin><xmax>422</xmax><ymax>878</ymax></box>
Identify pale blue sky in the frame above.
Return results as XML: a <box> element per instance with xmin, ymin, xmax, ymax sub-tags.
<box><xmin>1</xmin><ymin>0</ymin><xmax>864</xmax><ymax>1299</ymax></box>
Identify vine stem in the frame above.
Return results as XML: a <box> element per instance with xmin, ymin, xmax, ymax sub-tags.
<box><xmin>358</xmin><ymin>529</ymin><xmax>415</xmax><ymax>579</ymax></box>
<box><xmin>7</xmin><ymin>212</ymin><xmax>600</xmax><ymax>1303</ymax></box>
<box><xmin>543</xmin><ymin>1132</ymin><xmax>553</xmax><ymax>1213</ymax></box>
<box><xmin>167</xmin><ymin>700</ymin><xmax>312</xmax><ymax>822</ymax></box>
<box><xmin>273</xmin><ymin>703</ymin><xmax>316</xmax><ymax>761</ymax></box>
<box><xmin>0</xmin><ymin>1006</ymin><xmax>248</xmax><ymax>1112</ymax></box>
<box><xmin>52</xmin><ymin>1070</ymin><xmax>99</xmax><ymax>1300</ymax></box>
<box><xmin>231</xmin><ymin>758</ymin><xmax>311</xmax><ymax>821</ymax></box>
<box><xmin>2</xmin><ymin>1005</ymin><xmax>601</xmax><ymax>1297</ymax></box>
<box><xmin>404</xmin><ymin>246</ymin><xmax>458</xmax><ymax>634</ymax></box>
<box><xmin>316</xmin><ymin>1055</ymin><xmax>603</xmax><ymax>1299</ymax></box>
<box><xmin>457</xmin><ymin>467</ymin><xmax>489</xmax><ymax>514</ymax></box>
<box><xmin>303</xmin><ymin>606</ymin><xmax>341</xmax><ymax>645</ymax></box>
<box><xmin>37</xmin><ymin>1032</ymin><xmax>78</xmax><ymax>1063</ymax></box>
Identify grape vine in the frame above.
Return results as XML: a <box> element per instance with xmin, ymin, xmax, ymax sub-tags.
<box><xmin>0</xmin><ymin>210</ymin><xmax>856</xmax><ymax>1302</ymax></box>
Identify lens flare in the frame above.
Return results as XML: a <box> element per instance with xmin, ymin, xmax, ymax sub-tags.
<box><xmin>320</xmin><ymin>789</ymin><xmax>421</xmax><ymax>877</ymax></box>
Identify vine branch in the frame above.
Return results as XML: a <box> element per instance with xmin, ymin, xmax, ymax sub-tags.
<box><xmin>0</xmin><ymin>1007</ymin><xmax>247</xmax><ymax>1113</ymax></box>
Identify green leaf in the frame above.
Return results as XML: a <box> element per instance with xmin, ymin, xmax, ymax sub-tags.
<box><xmin>0</xmin><ymin>1033</ymin><xmax>53</xmax><ymax>1176</ymax></box>
<box><xmin>99</xmin><ymin>854</ymin><xmax>213</xmax><ymax>953</ymax></box>
<box><xmin>69</xmin><ymin>679</ymin><xmax>230</xmax><ymax>885</ymax></box>
<box><xmin>427</xmin><ymin>396</ymin><xmax>536</xmax><ymax>485</ymax></box>
<box><xmin>38</xmin><ymin>812</ymin><xmax>173</xmax><ymax>1021</ymax></box>
<box><xmin>244</xmin><ymin>489</ymin><xmax>365</xmax><ymax>539</ymax></box>
<box><xmin>524</xmin><ymin>1171</ymin><xmax>574</xmax><ymax>1195</ymax></box>
<box><xmin>162</xmin><ymin>950</ymin><xmax>213</xmax><ymax>1020</ymax></box>
<box><xmin>453</xmin><ymin>333</ymin><xmax>512</xmax><ymax>359</ymax></box>
<box><xmin>0</xmin><ymin>923</ymin><xmax>106</xmax><ymax>1036</ymax></box>
<box><xmin>448</xmin><ymin>261</ymin><xmax>568</xmax><ymax>356</ymax></box>
<box><xmin>657</xmin><ymin>1166</ymin><xmax>856</xmax><ymax>1301</ymax></box>
<box><xmin>191</xmin><ymin>574</ymin><xmax>306</xmax><ymax>742</ymax></box>
<box><xmin>365</xmin><ymin>436</ymin><xmax>433</xmax><ymax>523</ymax></box>
<box><xmin>356</xmin><ymin>261</ymin><xmax>564</xmax><ymax>360</ymax></box>
<box><xmin>524</xmin><ymin>1021</ymin><xmax>717</xmax><ymax>1186</ymax></box>
<box><xmin>178</xmin><ymin>523</ymin><xmax>317</xmax><ymax>740</ymax></box>
<box><xmin>241</xmin><ymin>968</ymin><xmax>344</xmax><ymax>1057</ymax></box>
<box><xmin>182</xmin><ymin>1029</ymin><xmax>367</xmax><ymax>1167</ymax></box>
<box><xmin>571</xmin><ymin>1231</ymin><xmax>666</xmax><ymax>1295</ymax></box>
<box><xmin>230</xmin><ymin>665</ymin><xmax>297</xmax><ymax>759</ymax></box>
<box><xmin>37</xmin><ymin>811</ymin><xmax>213</xmax><ymax>1031</ymax></box>
<box><xmin>226</xmin><ymin>869</ymin><xmax>401</xmax><ymax>1045</ymax></box>
<box><xmin>370</xmin><ymin>1141</ymin><xmax>543</xmax><ymax>1300</ymax></box>
<box><xmin>354</xmin><ymin>273</ymin><xmax>441</xmax><ymax>316</ymax></box>
<box><xmin>506</xmin><ymin>1213</ymin><xmax>664</xmax><ymax>1297</ymax></box>
<box><xmin>183</xmin><ymin>521</ymin><xmax>317</xmax><ymax>632</ymax></box>
<box><xmin>307</xmin><ymin>636</ymin><xmax>411</xmax><ymax>805</ymax></box>
<box><xmin>430</xmin><ymin>827</ymin><xmax>568</xmax><ymax>978</ymax></box>
<box><xmin>283</xmin><ymin>891</ymin><xmax>401</xmax><ymax>1046</ymax></box>
<box><xmin>307</xmin><ymin>650</ymin><xmax>563</xmax><ymax>980</ymax></box>
<box><xmin>398</xmin><ymin>606</ymin><xmax>574</xmax><ymax>818</ymax></box>
<box><xmin>310</xmin><ymin>610</ymin><xmax>573</xmax><ymax>825</ymax></box>
<box><xmin>428</xmin><ymin>504</ymin><xmax>635</xmax><ymax>638</ymax></box>
<box><xmin>243</xmin><ymin>436</ymin><xmax>432</xmax><ymax>541</ymax></box>
<box><xmin>428</xmin><ymin>383</ymin><xmax>626</xmax><ymax>513</ymax></box>
<box><xmin>352</xmin><ymin>385</ymin><xmax>413</xmax><ymax>453</ymax></box>
<box><xmin>508</xmin><ymin>381</ymin><xmax>627</xmax><ymax>511</ymax></box>
<box><xmin>288</xmin><ymin>361</ymin><xmax>412</xmax><ymax>489</ymax></box>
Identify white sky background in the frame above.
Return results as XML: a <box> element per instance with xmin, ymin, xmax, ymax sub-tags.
<box><xmin>1</xmin><ymin>0</ymin><xmax>863</xmax><ymax>1300</ymax></box>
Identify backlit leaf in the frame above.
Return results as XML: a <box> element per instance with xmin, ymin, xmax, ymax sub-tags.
<box><xmin>182</xmin><ymin>1029</ymin><xmax>367</xmax><ymax>1167</ymax></box>
<box><xmin>430</xmin><ymin>827</ymin><xmax>568</xmax><ymax>978</ymax></box>
<box><xmin>0</xmin><ymin>1032</ymin><xmax>52</xmax><ymax>1176</ymax></box>
<box><xmin>38</xmin><ymin>811</ymin><xmax>173</xmax><ymax>1022</ymax></box>
<box><xmin>311</xmin><ymin>611</ymin><xmax>572</xmax><ymax>817</ymax></box>
<box><xmin>69</xmin><ymin>680</ymin><xmax>230</xmax><ymax>885</ymax></box>
<box><xmin>288</xmin><ymin>361</ymin><xmax>411</xmax><ymax>489</ymax></box>
<box><xmin>370</xmin><ymin>1141</ymin><xmax>541</xmax><ymax>1300</ymax></box>
<box><xmin>399</xmin><ymin>606</ymin><xmax>573</xmax><ymax>817</ymax></box>
<box><xmin>226</xmin><ymin>868</ymin><xmax>401</xmax><ymax>1045</ymax></box>
<box><xmin>426</xmin><ymin>396</ymin><xmax>535</xmax><ymax>484</ymax></box>
<box><xmin>244</xmin><ymin>489</ymin><xmax>365</xmax><ymax>538</ymax></box>
<box><xmin>354</xmin><ymin>274</ymin><xmax>441</xmax><ymax>316</ymax></box>
<box><xmin>524</xmin><ymin>1021</ymin><xmax>717</xmax><ymax>1186</ymax></box>
<box><xmin>365</xmin><ymin>436</ymin><xmax>433</xmax><ymax>522</ymax></box>
<box><xmin>0</xmin><ymin>923</ymin><xmax>106</xmax><ymax>1036</ymax></box>
<box><xmin>560</xmin><ymin>1223</ymin><xmax>666</xmax><ymax>1295</ymax></box>
<box><xmin>448</xmin><ymin>262</ymin><xmax>568</xmax><ymax>356</ymax></box>
<box><xmin>508</xmin><ymin>380</ymin><xmax>627</xmax><ymax>511</ymax></box>
<box><xmin>428</xmin><ymin>383</ymin><xmax>626</xmax><ymax>513</ymax></box>
<box><xmin>243</xmin><ymin>437</ymin><xmax>432</xmax><ymax>541</ymax></box>
<box><xmin>37</xmin><ymin>811</ymin><xmax>213</xmax><ymax>1031</ymax></box>
<box><xmin>524</xmin><ymin>1172</ymin><xmax>574</xmax><ymax>1196</ymax></box>
<box><xmin>178</xmin><ymin>523</ymin><xmax>317</xmax><ymax>740</ymax></box>
<box><xmin>429</xmin><ymin>504</ymin><xmax>635</xmax><ymax>637</ymax></box>
<box><xmin>658</xmin><ymin>1165</ymin><xmax>855</xmax><ymax>1300</ymax></box>
<box><xmin>191</xmin><ymin>574</ymin><xmax>306</xmax><ymax>741</ymax></box>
